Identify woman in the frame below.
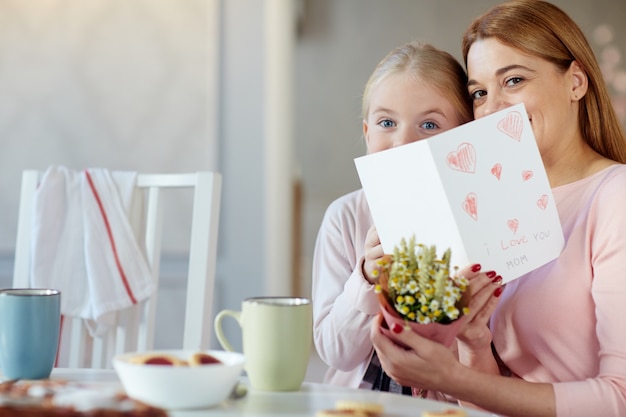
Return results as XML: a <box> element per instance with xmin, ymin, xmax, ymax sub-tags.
<box><xmin>370</xmin><ymin>1</ymin><xmax>626</xmax><ymax>416</ymax></box>
<box><xmin>312</xmin><ymin>40</ymin><xmax>473</xmax><ymax>393</ymax></box>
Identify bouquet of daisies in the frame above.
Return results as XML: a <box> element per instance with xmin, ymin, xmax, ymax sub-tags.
<box><xmin>375</xmin><ymin>235</ymin><xmax>470</xmax><ymax>332</ymax></box>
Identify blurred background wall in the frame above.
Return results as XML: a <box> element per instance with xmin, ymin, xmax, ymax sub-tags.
<box><xmin>0</xmin><ymin>0</ymin><xmax>624</xmax><ymax>355</ymax></box>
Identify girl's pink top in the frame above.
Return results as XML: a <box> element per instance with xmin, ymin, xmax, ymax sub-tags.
<box><xmin>492</xmin><ymin>164</ymin><xmax>626</xmax><ymax>417</ymax></box>
<box><xmin>312</xmin><ymin>189</ymin><xmax>379</xmax><ymax>388</ymax></box>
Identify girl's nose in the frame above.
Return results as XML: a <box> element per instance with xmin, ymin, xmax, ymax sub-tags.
<box><xmin>393</xmin><ymin>128</ymin><xmax>420</xmax><ymax>147</ymax></box>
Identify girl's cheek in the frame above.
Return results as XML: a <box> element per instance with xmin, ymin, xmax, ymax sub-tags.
<box><xmin>367</xmin><ymin>139</ymin><xmax>391</xmax><ymax>154</ymax></box>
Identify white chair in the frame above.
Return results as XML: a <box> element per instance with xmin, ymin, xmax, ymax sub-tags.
<box><xmin>12</xmin><ymin>170</ymin><xmax>222</xmax><ymax>368</ymax></box>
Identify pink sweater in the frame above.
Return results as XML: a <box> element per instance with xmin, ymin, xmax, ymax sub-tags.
<box><xmin>492</xmin><ymin>164</ymin><xmax>626</xmax><ymax>416</ymax></box>
<box><xmin>314</xmin><ymin>165</ymin><xmax>626</xmax><ymax>416</ymax></box>
<box><xmin>312</xmin><ymin>189</ymin><xmax>379</xmax><ymax>388</ymax></box>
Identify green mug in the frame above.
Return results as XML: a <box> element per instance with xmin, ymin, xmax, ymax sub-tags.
<box><xmin>214</xmin><ymin>297</ymin><xmax>312</xmax><ymax>391</ymax></box>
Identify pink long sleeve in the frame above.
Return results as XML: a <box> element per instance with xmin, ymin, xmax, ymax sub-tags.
<box><xmin>491</xmin><ymin>165</ymin><xmax>626</xmax><ymax>417</ymax></box>
<box><xmin>312</xmin><ymin>190</ymin><xmax>380</xmax><ymax>387</ymax></box>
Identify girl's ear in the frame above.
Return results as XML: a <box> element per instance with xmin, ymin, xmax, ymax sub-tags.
<box><xmin>363</xmin><ymin>119</ymin><xmax>371</xmax><ymax>148</ymax></box>
<box><xmin>569</xmin><ymin>60</ymin><xmax>588</xmax><ymax>101</ymax></box>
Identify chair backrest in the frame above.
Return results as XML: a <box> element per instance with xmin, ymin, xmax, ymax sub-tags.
<box><xmin>13</xmin><ymin>170</ymin><xmax>222</xmax><ymax>368</ymax></box>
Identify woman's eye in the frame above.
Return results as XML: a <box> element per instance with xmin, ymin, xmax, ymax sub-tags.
<box><xmin>420</xmin><ymin>121</ymin><xmax>438</xmax><ymax>130</ymax></box>
<box><xmin>470</xmin><ymin>89</ymin><xmax>486</xmax><ymax>100</ymax></box>
<box><xmin>378</xmin><ymin>119</ymin><xmax>396</xmax><ymax>128</ymax></box>
<box><xmin>505</xmin><ymin>77</ymin><xmax>523</xmax><ymax>86</ymax></box>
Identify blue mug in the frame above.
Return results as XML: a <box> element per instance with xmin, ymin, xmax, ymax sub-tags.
<box><xmin>0</xmin><ymin>288</ymin><xmax>61</xmax><ymax>380</ymax></box>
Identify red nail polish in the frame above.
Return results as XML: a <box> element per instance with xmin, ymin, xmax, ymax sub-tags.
<box><xmin>392</xmin><ymin>323</ymin><xmax>404</xmax><ymax>334</ymax></box>
<box><xmin>494</xmin><ymin>287</ymin><xmax>503</xmax><ymax>297</ymax></box>
<box><xmin>486</xmin><ymin>271</ymin><xmax>497</xmax><ymax>278</ymax></box>
<box><xmin>471</xmin><ymin>264</ymin><xmax>482</xmax><ymax>272</ymax></box>
<box><xmin>492</xmin><ymin>275</ymin><xmax>502</xmax><ymax>284</ymax></box>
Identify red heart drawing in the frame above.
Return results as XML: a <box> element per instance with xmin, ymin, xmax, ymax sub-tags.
<box><xmin>497</xmin><ymin>111</ymin><xmax>523</xmax><ymax>141</ymax></box>
<box><xmin>491</xmin><ymin>163</ymin><xmax>502</xmax><ymax>180</ymax></box>
<box><xmin>507</xmin><ymin>219</ymin><xmax>519</xmax><ymax>234</ymax></box>
<box><xmin>446</xmin><ymin>142</ymin><xmax>476</xmax><ymax>173</ymax></box>
<box><xmin>462</xmin><ymin>192</ymin><xmax>478</xmax><ymax>221</ymax></box>
<box><xmin>537</xmin><ymin>194</ymin><xmax>548</xmax><ymax>210</ymax></box>
<box><xmin>522</xmin><ymin>170</ymin><xmax>533</xmax><ymax>181</ymax></box>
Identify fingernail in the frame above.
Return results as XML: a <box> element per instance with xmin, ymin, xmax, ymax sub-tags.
<box><xmin>494</xmin><ymin>287</ymin><xmax>503</xmax><ymax>297</ymax></box>
<box><xmin>392</xmin><ymin>323</ymin><xmax>404</xmax><ymax>334</ymax></box>
<box><xmin>492</xmin><ymin>275</ymin><xmax>502</xmax><ymax>284</ymax></box>
<box><xmin>486</xmin><ymin>271</ymin><xmax>497</xmax><ymax>278</ymax></box>
<box><xmin>471</xmin><ymin>264</ymin><xmax>482</xmax><ymax>272</ymax></box>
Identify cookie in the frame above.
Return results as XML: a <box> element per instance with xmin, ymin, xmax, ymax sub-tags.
<box><xmin>316</xmin><ymin>409</ymin><xmax>373</xmax><ymax>417</ymax></box>
<box><xmin>188</xmin><ymin>352</ymin><xmax>222</xmax><ymax>365</ymax></box>
<box><xmin>127</xmin><ymin>353</ymin><xmax>188</xmax><ymax>366</ymax></box>
<box><xmin>335</xmin><ymin>400</ymin><xmax>384</xmax><ymax>416</ymax></box>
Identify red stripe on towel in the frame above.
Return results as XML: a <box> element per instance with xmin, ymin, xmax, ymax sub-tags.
<box><xmin>84</xmin><ymin>170</ymin><xmax>138</xmax><ymax>304</ymax></box>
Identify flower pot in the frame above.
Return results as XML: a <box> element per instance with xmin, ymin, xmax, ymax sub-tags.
<box><xmin>377</xmin><ymin>292</ymin><xmax>466</xmax><ymax>349</ymax></box>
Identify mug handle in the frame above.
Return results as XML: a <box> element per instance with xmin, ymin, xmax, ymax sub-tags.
<box><xmin>214</xmin><ymin>309</ymin><xmax>242</xmax><ymax>352</ymax></box>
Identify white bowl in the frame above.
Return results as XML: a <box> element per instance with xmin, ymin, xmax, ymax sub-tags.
<box><xmin>113</xmin><ymin>349</ymin><xmax>245</xmax><ymax>410</ymax></box>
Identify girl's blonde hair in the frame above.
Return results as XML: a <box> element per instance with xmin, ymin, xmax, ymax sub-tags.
<box><xmin>462</xmin><ymin>0</ymin><xmax>626</xmax><ymax>163</ymax></box>
<box><xmin>362</xmin><ymin>41</ymin><xmax>472</xmax><ymax>125</ymax></box>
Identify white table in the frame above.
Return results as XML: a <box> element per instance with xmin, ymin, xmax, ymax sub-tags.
<box><xmin>46</xmin><ymin>368</ymin><xmax>497</xmax><ymax>417</ymax></box>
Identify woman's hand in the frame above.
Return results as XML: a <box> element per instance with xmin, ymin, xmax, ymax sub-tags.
<box><xmin>362</xmin><ymin>226</ymin><xmax>385</xmax><ymax>284</ymax></box>
<box><xmin>454</xmin><ymin>264</ymin><xmax>504</xmax><ymax>372</ymax></box>
<box><xmin>370</xmin><ymin>313</ymin><xmax>462</xmax><ymax>392</ymax></box>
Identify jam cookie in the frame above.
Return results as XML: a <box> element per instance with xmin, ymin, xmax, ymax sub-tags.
<box><xmin>127</xmin><ymin>353</ymin><xmax>188</xmax><ymax>366</ymax></box>
<box><xmin>188</xmin><ymin>352</ymin><xmax>222</xmax><ymax>365</ymax></box>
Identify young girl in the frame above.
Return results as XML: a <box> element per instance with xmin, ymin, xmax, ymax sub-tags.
<box><xmin>312</xmin><ymin>40</ymin><xmax>473</xmax><ymax>393</ymax></box>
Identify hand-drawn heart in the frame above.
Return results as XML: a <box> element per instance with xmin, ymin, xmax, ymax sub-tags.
<box><xmin>462</xmin><ymin>192</ymin><xmax>478</xmax><ymax>221</ymax></box>
<box><xmin>537</xmin><ymin>194</ymin><xmax>549</xmax><ymax>210</ymax></box>
<box><xmin>497</xmin><ymin>111</ymin><xmax>523</xmax><ymax>141</ymax></box>
<box><xmin>446</xmin><ymin>142</ymin><xmax>476</xmax><ymax>173</ymax></box>
<box><xmin>507</xmin><ymin>219</ymin><xmax>519</xmax><ymax>234</ymax></box>
<box><xmin>491</xmin><ymin>163</ymin><xmax>502</xmax><ymax>180</ymax></box>
<box><xmin>522</xmin><ymin>170</ymin><xmax>533</xmax><ymax>181</ymax></box>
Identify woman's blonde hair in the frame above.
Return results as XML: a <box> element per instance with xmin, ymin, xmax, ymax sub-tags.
<box><xmin>462</xmin><ymin>0</ymin><xmax>626</xmax><ymax>163</ymax></box>
<box><xmin>362</xmin><ymin>41</ymin><xmax>472</xmax><ymax>125</ymax></box>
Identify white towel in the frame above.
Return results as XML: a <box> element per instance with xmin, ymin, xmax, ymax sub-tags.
<box><xmin>30</xmin><ymin>166</ymin><xmax>155</xmax><ymax>336</ymax></box>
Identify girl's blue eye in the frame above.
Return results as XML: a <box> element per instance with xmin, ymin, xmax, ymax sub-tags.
<box><xmin>421</xmin><ymin>121</ymin><xmax>438</xmax><ymax>130</ymax></box>
<box><xmin>379</xmin><ymin>119</ymin><xmax>395</xmax><ymax>128</ymax></box>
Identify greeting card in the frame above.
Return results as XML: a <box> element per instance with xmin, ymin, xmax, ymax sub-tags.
<box><xmin>354</xmin><ymin>103</ymin><xmax>564</xmax><ymax>283</ymax></box>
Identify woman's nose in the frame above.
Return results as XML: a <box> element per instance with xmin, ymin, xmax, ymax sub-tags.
<box><xmin>478</xmin><ymin>93</ymin><xmax>509</xmax><ymax>118</ymax></box>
